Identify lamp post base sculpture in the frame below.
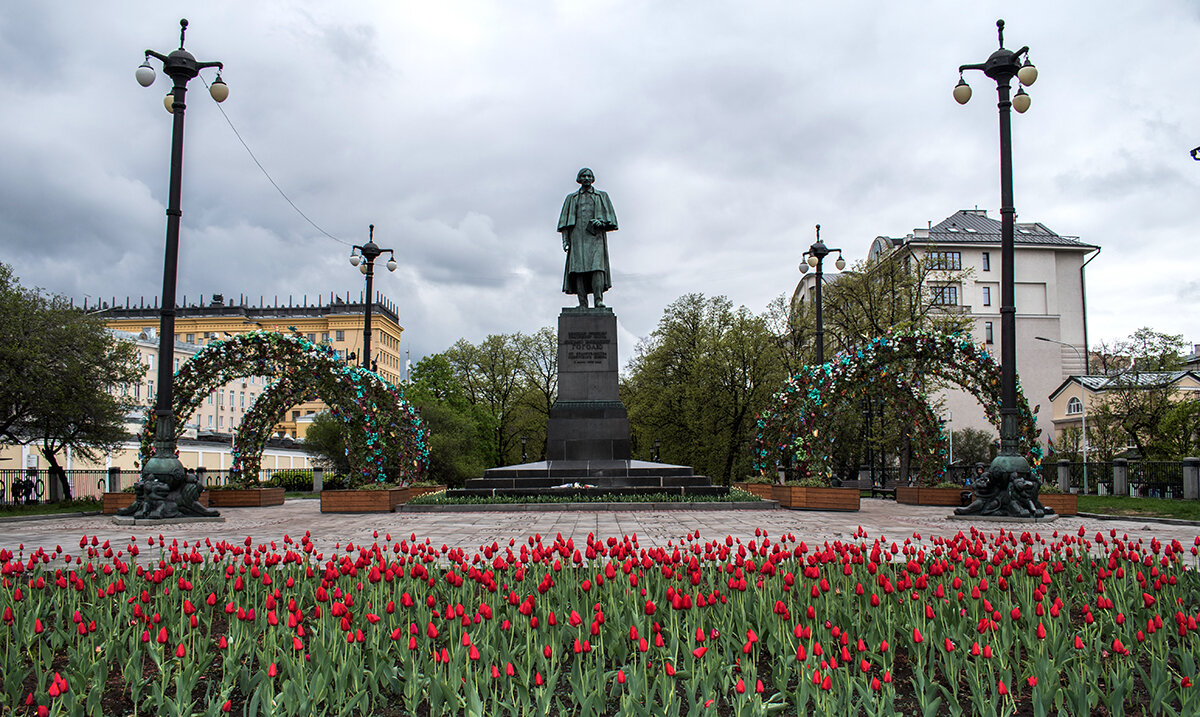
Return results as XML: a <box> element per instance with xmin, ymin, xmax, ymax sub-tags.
<box><xmin>955</xmin><ymin>465</ymin><xmax>1052</xmax><ymax>518</ymax></box>
<box><xmin>115</xmin><ymin>431</ymin><xmax>219</xmax><ymax>520</ymax></box>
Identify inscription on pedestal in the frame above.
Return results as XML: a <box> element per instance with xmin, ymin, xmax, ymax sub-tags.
<box><xmin>565</xmin><ymin>331</ymin><xmax>609</xmax><ymax>367</ymax></box>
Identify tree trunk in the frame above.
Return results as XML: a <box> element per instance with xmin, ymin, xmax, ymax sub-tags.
<box><xmin>898</xmin><ymin>436</ymin><xmax>912</xmax><ymax>486</ymax></box>
<box><xmin>42</xmin><ymin>448</ymin><xmax>73</xmax><ymax>501</ymax></box>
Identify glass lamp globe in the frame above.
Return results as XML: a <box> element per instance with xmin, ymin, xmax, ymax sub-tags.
<box><xmin>209</xmin><ymin>76</ymin><xmax>229</xmax><ymax>103</ymax></box>
<box><xmin>1017</xmin><ymin>60</ymin><xmax>1038</xmax><ymax>86</ymax></box>
<box><xmin>136</xmin><ymin>62</ymin><xmax>156</xmax><ymax>87</ymax></box>
<box><xmin>1012</xmin><ymin>88</ymin><xmax>1031</xmax><ymax>114</ymax></box>
<box><xmin>953</xmin><ymin>79</ymin><xmax>972</xmax><ymax>105</ymax></box>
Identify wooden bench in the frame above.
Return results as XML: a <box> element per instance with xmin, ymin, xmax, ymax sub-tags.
<box><xmin>833</xmin><ymin>478</ymin><xmax>900</xmax><ymax>500</ymax></box>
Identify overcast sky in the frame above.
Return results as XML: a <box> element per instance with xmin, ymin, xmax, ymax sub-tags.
<box><xmin>1</xmin><ymin>2</ymin><xmax>1197</xmax><ymax>364</ymax></box>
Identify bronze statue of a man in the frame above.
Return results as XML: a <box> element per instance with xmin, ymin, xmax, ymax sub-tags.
<box><xmin>558</xmin><ymin>168</ymin><xmax>618</xmax><ymax>308</ymax></box>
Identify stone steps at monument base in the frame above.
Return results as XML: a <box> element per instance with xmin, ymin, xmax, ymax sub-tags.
<box><xmin>446</xmin><ymin>485</ymin><xmax>730</xmax><ymax>500</ymax></box>
<box><xmin>465</xmin><ymin>475</ymin><xmax>715</xmax><ymax>490</ymax></box>
<box><xmin>481</xmin><ymin>461</ymin><xmax>695</xmax><ymax>480</ymax></box>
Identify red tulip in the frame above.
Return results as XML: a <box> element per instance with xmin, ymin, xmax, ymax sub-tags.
<box><xmin>998</xmin><ymin>679</ymin><xmax>1008</xmax><ymax>696</ymax></box>
<box><xmin>692</xmin><ymin>646</ymin><xmax>708</xmax><ymax>659</ymax></box>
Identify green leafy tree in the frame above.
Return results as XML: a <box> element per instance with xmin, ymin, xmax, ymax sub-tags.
<box><xmin>0</xmin><ymin>263</ymin><xmax>142</xmax><ymax>499</ymax></box>
<box><xmin>624</xmin><ymin>294</ymin><xmax>784</xmax><ymax>484</ymax></box>
<box><xmin>408</xmin><ymin>354</ymin><xmax>491</xmax><ymax>486</ymax></box>
<box><xmin>1155</xmin><ymin>399</ymin><xmax>1200</xmax><ymax>459</ymax></box>
<box><xmin>953</xmin><ymin>426</ymin><xmax>998</xmax><ymax>466</ymax></box>
<box><xmin>1087</xmin><ymin>328</ymin><xmax>1189</xmax><ymax>457</ymax></box>
<box><xmin>301</xmin><ymin>411</ymin><xmax>352</xmax><ymax>474</ymax></box>
<box><xmin>445</xmin><ymin>335</ymin><xmax>526</xmax><ymax>467</ymax></box>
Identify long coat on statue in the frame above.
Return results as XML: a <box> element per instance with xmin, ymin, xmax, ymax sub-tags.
<box><xmin>558</xmin><ymin>187</ymin><xmax>618</xmax><ymax>294</ymax></box>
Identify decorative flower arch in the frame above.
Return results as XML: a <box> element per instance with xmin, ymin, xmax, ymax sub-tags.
<box><xmin>752</xmin><ymin>330</ymin><xmax>1041</xmax><ymax>485</ymax></box>
<box><xmin>760</xmin><ymin>369</ymin><xmax>950</xmax><ymax>483</ymax></box>
<box><xmin>230</xmin><ymin>368</ymin><xmax>427</xmax><ymax>485</ymax></box>
<box><xmin>139</xmin><ymin>332</ymin><xmax>427</xmax><ymax>484</ymax></box>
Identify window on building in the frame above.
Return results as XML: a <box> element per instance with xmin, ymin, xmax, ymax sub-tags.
<box><xmin>982</xmin><ymin>286</ymin><xmax>992</xmax><ymax>306</ymax></box>
<box><xmin>927</xmin><ymin>251</ymin><xmax>962</xmax><ymax>270</ymax></box>
<box><xmin>186</xmin><ymin>333</ymin><xmax>194</xmax><ymax>343</ymax></box>
<box><xmin>982</xmin><ymin>252</ymin><xmax>991</xmax><ymax>271</ymax></box>
<box><xmin>240</xmin><ymin>392</ymin><xmax>245</xmax><ymax>409</ymax></box>
<box><xmin>322</xmin><ymin>332</ymin><xmax>329</xmax><ymax>343</ymax></box>
<box><xmin>148</xmin><ymin>354</ymin><xmax>155</xmax><ymax>370</ymax></box>
<box><xmin>292</xmin><ymin>411</ymin><xmax>300</xmax><ymax>421</ymax></box>
<box><xmin>174</xmin><ymin>358</ymin><xmax>180</xmax><ymax>371</ymax></box>
<box><xmin>931</xmin><ymin>285</ymin><xmax>958</xmax><ymax>306</ymax></box>
<box><xmin>219</xmin><ymin>416</ymin><xmax>224</xmax><ymax>429</ymax></box>
<box><xmin>336</xmin><ymin>330</ymin><xmax>345</xmax><ymax>342</ymax></box>
<box><xmin>1066</xmin><ymin>396</ymin><xmax>1083</xmax><ymax>415</ymax></box>
<box><xmin>985</xmin><ymin>321</ymin><xmax>994</xmax><ymax>344</ymax></box>
<box><xmin>208</xmin><ymin>393</ymin><xmax>214</xmax><ymax>406</ymax></box>
<box><xmin>308</xmin><ymin>333</ymin><xmax>316</xmax><ymax>342</ymax></box>
<box><xmin>208</xmin><ymin>415</ymin><xmax>213</xmax><ymax>428</ymax></box>
<box><xmin>218</xmin><ymin>390</ymin><xmax>224</xmax><ymax>407</ymax></box>
<box><xmin>147</xmin><ymin>380</ymin><xmax>154</xmax><ymax>401</ymax></box>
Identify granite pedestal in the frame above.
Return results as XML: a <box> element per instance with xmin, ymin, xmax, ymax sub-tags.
<box><xmin>546</xmin><ymin>308</ymin><xmax>630</xmax><ymax>461</ymax></box>
<box><xmin>450</xmin><ymin>307</ymin><xmax>725</xmax><ymax>499</ymax></box>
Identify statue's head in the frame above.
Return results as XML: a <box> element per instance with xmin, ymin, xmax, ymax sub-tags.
<box><xmin>576</xmin><ymin>168</ymin><xmax>594</xmax><ymax>186</ymax></box>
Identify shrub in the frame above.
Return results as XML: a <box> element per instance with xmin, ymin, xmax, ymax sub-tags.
<box><xmin>264</xmin><ymin>470</ymin><xmax>314</xmax><ymax>492</ymax></box>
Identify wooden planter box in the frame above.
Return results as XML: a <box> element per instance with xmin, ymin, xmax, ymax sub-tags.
<box><xmin>102</xmin><ymin>491</ymin><xmax>209</xmax><ymax>515</ymax></box>
<box><xmin>733</xmin><ymin>482</ymin><xmax>775</xmax><ymax>500</ymax></box>
<box><xmin>1039</xmin><ymin>493</ymin><xmax>1078</xmax><ymax>516</ymax></box>
<box><xmin>320</xmin><ymin>488</ymin><xmax>407</xmax><ymax>513</ymax></box>
<box><xmin>772</xmin><ymin>485</ymin><xmax>860</xmax><ymax>511</ymax></box>
<box><xmin>206</xmin><ymin>487</ymin><xmax>286</xmax><ymax>507</ymax></box>
<box><xmin>896</xmin><ymin>487</ymin><xmax>971</xmax><ymax>507</ymax></box>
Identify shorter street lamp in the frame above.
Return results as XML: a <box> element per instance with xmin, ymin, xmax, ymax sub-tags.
<box><xmin>520</xmin><ymin>436</ymin><xmax>528</xmax><ymax>463</ymax></box>
<box><xmin>348</xmin><ymin>225</ymin><xmax>396</xmax><ymax>372</ymax></box>
<box><xmin>798</xmin><ymin>224</ymin><xmax>845</xmax><ymax>365</ymax></box>
<box><xmin>1036</xmin><ymin>336</ymin><xmax>1089</xmax><ymax>494</ymax></box>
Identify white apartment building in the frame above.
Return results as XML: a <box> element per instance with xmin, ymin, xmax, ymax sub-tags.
<box><xmin>794</xmin><ymin>209</ymin><xmax>1099</xmax><ymax>449</ymax></box>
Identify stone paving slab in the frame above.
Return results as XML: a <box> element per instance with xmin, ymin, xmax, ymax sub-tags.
<box><xmin>1</xmin><ymin>499</ymin><xmax>1198</xmax><ymax>558</ymax></box>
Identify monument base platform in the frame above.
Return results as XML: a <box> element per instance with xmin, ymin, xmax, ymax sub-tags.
<box><xmin>450</xmin><ymin>460</ymin><xmax>725</xmax><ymax>499</ymax></box>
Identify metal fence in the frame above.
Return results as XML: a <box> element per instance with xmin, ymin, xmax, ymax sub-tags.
<box><xmin>0</xmin><ymin>469</ymin><xmax>109</xmax><ymax>505</ymax></box>
<box><xmin>1129</xmin><ymin>461</ymin><xmax>1184</xmax><ymax>499</ymax></box>
<box><xmin>0</xmin><ymin>466</ymin><xmax>317</xmax><ymax>506</ymax></box>
<box><xmin>1064</xmin><ymin>462</ymin><xmax>1114</xmax><ymax>495</ymax></box>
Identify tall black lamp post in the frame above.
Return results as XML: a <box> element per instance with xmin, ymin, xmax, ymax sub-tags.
<box><xmin>954</xmin><ymin>20</ymin><xmax>1039</xmax><ymax>486</ymax></box>
<box><xmin>348</xmin><ymin>225</ymin><xmax>396</xmax><ymax>372</ymax></box>
<box><xmin>798</xmin><ymin>224</ymin><xmax>845</xmax><ymax>364</ymax></box>
<box><xmin>121</xmin><ymin>20</ymin><xmax>227</xmax><ymax>519</ymax></box>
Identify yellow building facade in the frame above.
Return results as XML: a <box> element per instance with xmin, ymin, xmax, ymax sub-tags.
<box><xmin>97</xmin><ymin>291</ymin><xmax>405</xmax><ymax>438</ymax></box>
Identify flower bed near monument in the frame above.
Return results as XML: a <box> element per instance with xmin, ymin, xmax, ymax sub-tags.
<box><xmin>733</xmin><ymin>481</ymin><xmax>775</xmax><ymax>500</ymax></box>
<box><xmin>3</xmin><ymin>527</ymin><xmax>1199</xmax><ymax>715</ymax></box>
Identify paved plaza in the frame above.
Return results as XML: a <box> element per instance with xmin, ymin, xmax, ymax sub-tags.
<box><xmin>3</xmin><ymin>499</ymin><xmax>1199</xmax><ymax>558</ymax></box>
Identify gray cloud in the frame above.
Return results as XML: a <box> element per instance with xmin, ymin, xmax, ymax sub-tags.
<box><xmin>1</xmin><ymin>1</ymin><xmax>1198</xmax><ymax>362</ymax></box>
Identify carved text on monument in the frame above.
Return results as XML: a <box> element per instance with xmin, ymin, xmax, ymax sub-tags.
<box><xmin>566</xmin><ymin>330</ymin><xmax>608</xmax><ymax>366</ymax></box>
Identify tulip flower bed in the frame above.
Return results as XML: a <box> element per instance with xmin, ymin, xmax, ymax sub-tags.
<box><xmin>3</xmin><ymin>526</ymin><xmax>1200</xmax><ymax>716</ymax></box>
